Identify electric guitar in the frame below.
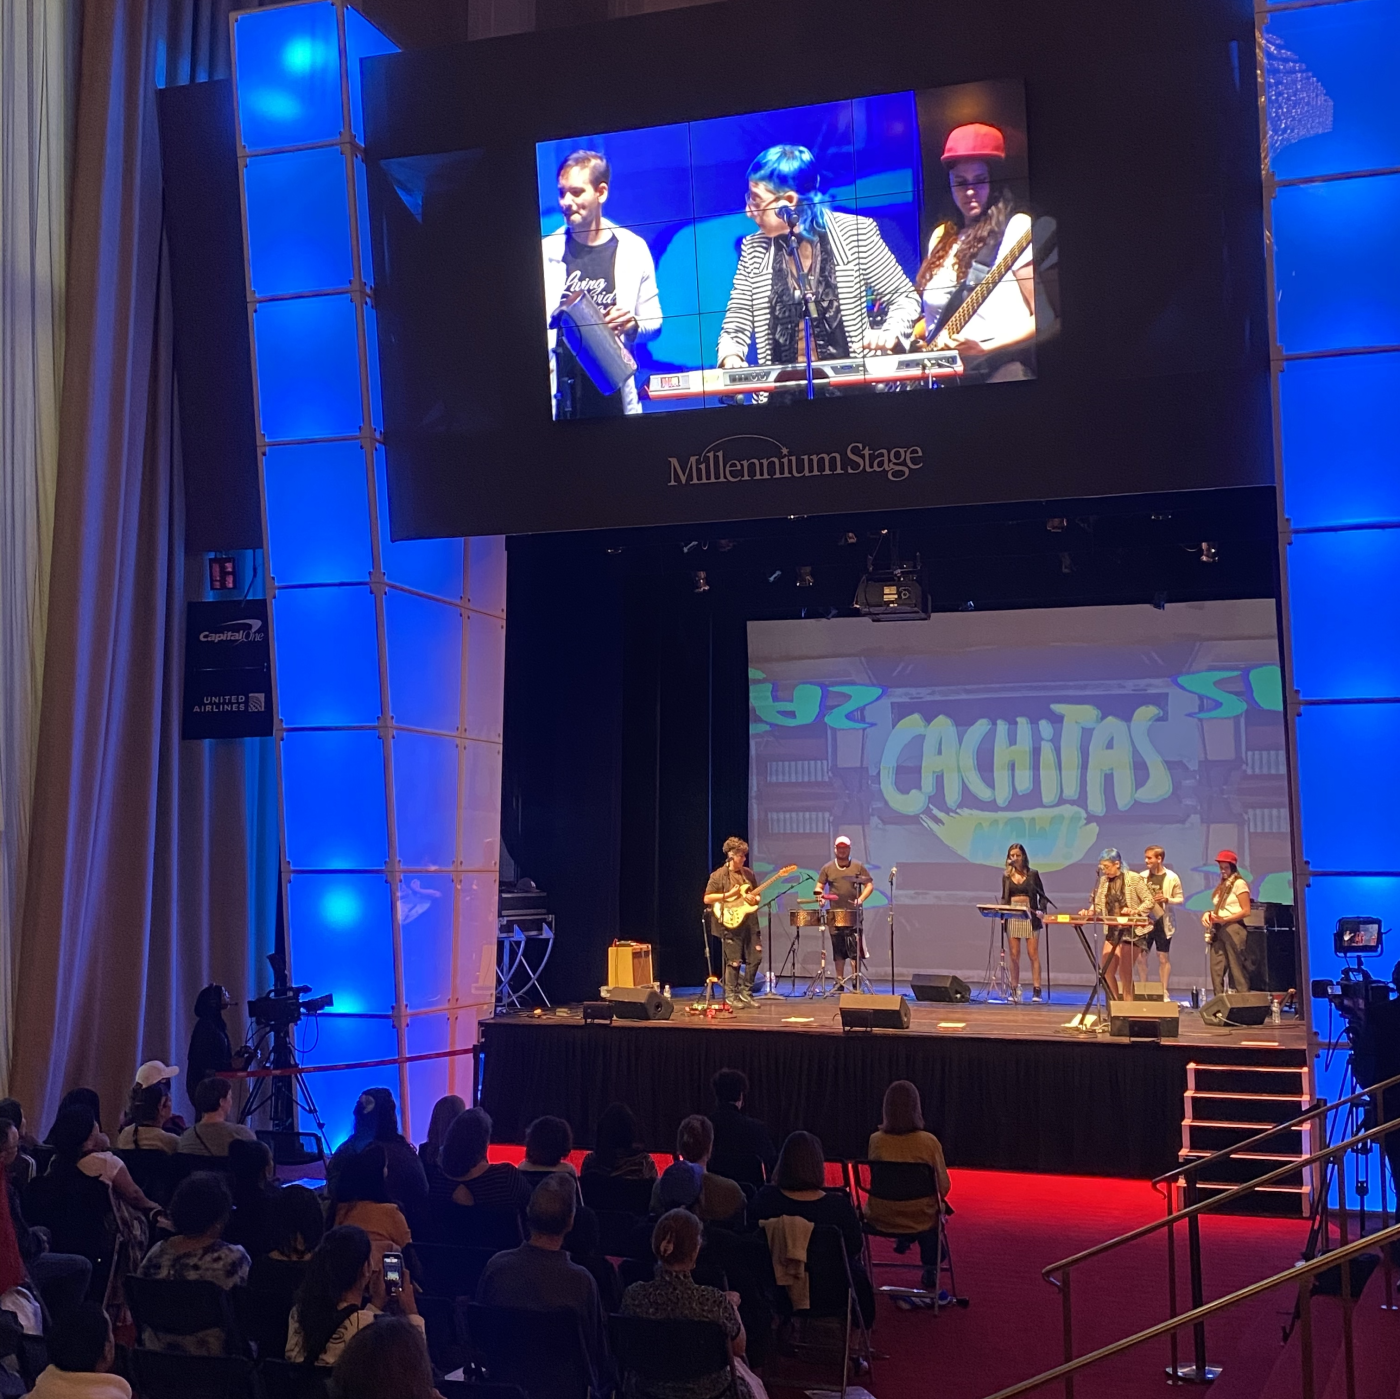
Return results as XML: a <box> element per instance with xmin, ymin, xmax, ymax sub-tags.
<box><xmin>928</xmin><ymin>225</ymin><xmax>1035</xmax><ymax>345</ymax></box>
<box><xmin>710</xmin><ymin>865</ymin><xmax>798</xmax><ymax>930</ymax></box>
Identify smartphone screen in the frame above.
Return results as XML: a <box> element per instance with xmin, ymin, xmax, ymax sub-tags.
<box><xmin>381</xmin><ymin>1251</ymin><xmax>404</xmax><ymax>1294</ymax></box>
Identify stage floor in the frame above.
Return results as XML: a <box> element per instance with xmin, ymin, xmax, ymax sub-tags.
<box><xmin>478</xmin><ymin>990</ymin><xmax>1307</xmax><ymax>1179</ymax></box>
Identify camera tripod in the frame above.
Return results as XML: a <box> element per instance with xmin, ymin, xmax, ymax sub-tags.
<box><xmin>238</xmin><ymin>1012</ymin><xmax>329</xmax><ymax>1139</ymax></box>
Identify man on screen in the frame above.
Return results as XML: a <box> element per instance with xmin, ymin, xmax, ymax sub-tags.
<box><xmin>543</xmin><ymin>150</ymin><xmax>662</xmax><ymax>419</ymax></box>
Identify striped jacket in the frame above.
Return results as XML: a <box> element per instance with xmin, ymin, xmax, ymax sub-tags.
<box><xmin>715</xmin><ymin>210</ymin><xmax>920</xmax><ymax>368</ymax></box>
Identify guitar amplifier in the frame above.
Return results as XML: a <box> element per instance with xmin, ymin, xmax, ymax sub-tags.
<box><xmin>1109</xmin><ymin>1000</ymin><xmax>1180</xmax><ymax>1039</ymax></box>
<box><xmin>607</xmin><ymin>941</ymin><xmax>654</xmax><ymax>989</ymax></box>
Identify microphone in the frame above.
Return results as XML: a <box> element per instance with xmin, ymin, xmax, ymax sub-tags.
<box><xmin>890</xmin><ymin>866</ymin><xmax>898</xmax><ymax>881</ymax></box>
<box><xmin>778</xmin><ymin>204</ymin><xmax>797</xmax><ymax>228</ymax></box>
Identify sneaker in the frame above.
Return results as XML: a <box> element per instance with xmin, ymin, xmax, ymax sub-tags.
<box><xmin>1032</xmin><ymin>987</ymin><xmax>1044</xmax><ymax>1003</ymax></box>
<box><xmin>1010</xmin><ymin>986</ymin><xmax>1022</xmax><ymax>1003</ymax></box>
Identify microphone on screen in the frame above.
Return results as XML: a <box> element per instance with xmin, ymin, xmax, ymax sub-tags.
<box><xmin>778</xmin><ymin>205</ymin><xmax>797</xmax><ymax>228</ymax></box>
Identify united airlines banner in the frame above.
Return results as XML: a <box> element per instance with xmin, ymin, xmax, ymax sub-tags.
<box><xmin>182</xmin><ymin>599</ymin><xmax>274</xmax><ymax>740</ymax></box>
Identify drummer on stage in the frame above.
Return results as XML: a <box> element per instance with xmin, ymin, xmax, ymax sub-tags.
<box><xmin>816</xmin><ymin>835</ymin><xmax>873</xmax><ymax>986</ymax></box>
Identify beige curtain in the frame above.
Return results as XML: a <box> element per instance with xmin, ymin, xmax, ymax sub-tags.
<box><xmin>0</xmin><ymin>1</ymin><xmax>77</xmax><ymax>1096</ymax></box>
<box><xmin>10</xmin><ymin>0</ymin><xmax>275</xmax><ymax>1132</ymax></box>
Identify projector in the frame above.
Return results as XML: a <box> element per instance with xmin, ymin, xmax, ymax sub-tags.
<box><xmin>855</xmin><ymin>570</ymin><xmax>929</xmax><ymax>621</ymax></box>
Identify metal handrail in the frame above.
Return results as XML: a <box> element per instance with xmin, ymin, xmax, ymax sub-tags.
<box><xmin>1154</xmin><ymin>1068</ymin><xmax>1400</xmax><ymax>1187</ymax></box>
<box><xmin>981</xmin><ymin>1220</ymin><xmax>1400</xmax><ymax>1399</ymax></box>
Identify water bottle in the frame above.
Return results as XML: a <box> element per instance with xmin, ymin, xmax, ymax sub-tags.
<box><xmin>1271</xmin><ymin>995</ymin><xmax>1282</xmax><ymax>1025</ymax></box>
<box><xmin>663</xmin><ymin>984</ymin><xmax>672</xmax><ymax>1001</ymax></box>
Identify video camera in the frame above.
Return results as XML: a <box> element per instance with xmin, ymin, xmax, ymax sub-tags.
<box><xmin>247</xmin><ymin>985</ymin><xmax>334</xmax><ymax>1029</ymax></box>
<box><xmin>1311</xmin><ymin>917</ymin><xmax>1393</xmax><ymax>1043</ymax></box>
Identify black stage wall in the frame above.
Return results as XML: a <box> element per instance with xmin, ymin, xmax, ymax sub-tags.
<box><xmin>503</xmin><ymin>487</ymin><xmax>1282</xmax><ymax>1003</ymax></box>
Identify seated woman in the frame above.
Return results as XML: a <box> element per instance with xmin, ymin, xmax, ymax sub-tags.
<box><xmin>716</xmin><ymin>144</ymin><xmax>920</xmax><ymax>392</ymax></box>
<box><xmin>264</xmin><ymin>1183</ymin><xmax>326</xmax><ymax>1263</ymax></box>
<box><xmin>866</xmin><ymin>1081</ymin><xmax>951</xmax><ymax>1291</ymax></box>
<box><xmin>332</xmin><ymin>1315</ymin><xmax>437</xmax><ymax>1399</ymax></box>
<box><xmin>225</xmin><ymin>1139</ymin><xmax>280</xmax><ymax>1258</ymax></box>
<box><xmin>46</xmin><ymin>1091</ymin><xmax>110</xmax><ymax>1151</ymax></box>
<box><xmin>581</xmin><ymin>1103</ymin><xmax>656</xmax><ymax>1181</ymax></box>
<box><xmin>749</xmin><ymin>1130</ymin><xmax>874</xmax><ymax>1325</ymax></box>
<box><xmin>115</xmin><ymin>1083</ymin><xmax>178</xmax><ymax>1153</ymax></box>
<box><xmin>621</xmin><ymin>1209</ymin><xmax>768</xmax><ymax>1399</ymax></box>
<box><xmin>286</xmin><ymin>1225</ymin><xmax>422</xmax><ymax>1367</ymax></box>
<box><xmin>518</xmin><ymin>1116</ymin><xmax>578</xmax><ymax>1191</ymax></box>
<box><xmin>417</xmin><ymin>1095</ymin><xmax>465</xmax><ymax>1175</ymax></box>
<box><xmin>136</xmin><ymin>1172</ymin><xmax>250</xmax><ymax>1353</ymax></box>
<box><xmin>328</xmin><ymin>1144</ymin><xmax>413</xmax><ymax>1280</ymax></box>
<box><xmin>431</xmin><ymin>1107</ymin><xmax>531</xmax><ymax>1212</ymax></box>
<box><xmin>327</xmin><ymin>1089</ymin><xmax>428</xmax><ymax>1227</ymax></box>
<box><xmin>48</xmin><ymin>1104</ymin><xmax>160</xmax><ymax>1217</ymax></box>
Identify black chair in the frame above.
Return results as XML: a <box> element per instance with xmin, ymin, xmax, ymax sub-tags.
<box><xmin>431</xmin><ymin>1202</ymin><xmax>524</xmax><ymax>1250</ymax></box>
<box><xmin>234</xmin><ymin>1284</ymin><xmax>295</xmax><ymax>1360</ymax></box>
<box><xmin>460</xmin><ymin>1301</ymin><xmax>598</xmax><ymax>1399</ymax></box>
<box><xmin>414</xmin><ymin>1242</ymin><xmax>497</xmax><ymax>1299</ymax></box>
<box><xmin>847</xmin><ymin>1158</ymin><xmax>963</xmax><ymax>1310</ymax></box>
<box><xmin>610</xmin><ymin>1314</ymin><xmax>739</xmax><ymax>1399</ymax></box>
<box><xmin>707</xmin><ymin>1153</ymin><xmax>766</xmax><ymax>1191</ymax></box>
<box><xmin>591</xmin><ymin>1207</ymin><xmax>648</xmax><ymax>1259</ymax></box>
<box><xmin>125</xmin><ymin>1276</ymin><xmax>249</xmax><ymax>1357</ymax></box>
<box><xmin>247</xmin><ymin>1256</ymin><xmax>309</xmax><ymax>1302</ymax></box>
<box><xmin>259</xmin><ymin>1358</ymin><xmax>333</xmax><ymax>1399</ymax></box>
<box><xmin>618</xmin><ymin>1258</ymin><xmax>729</xmax><ymax>1292</ymax></box>
<box><xmin>22</xmin><ymin>1169</ymin><xmax>117</xmax><ymax>1301</ymax></box>
<box><xmin>115</xmin><ymin>1148</ymin><xmax>183</xmax><ymax>1204</ymax></box>
<box><xmin>578</xmin><ymin>1173</ymin><xmax>654</xmax><ymax>1216</ymax></box>
<box><xmin>129</xmin><ymin>1349</ymin><xmax>261</xmax><ymax>1399</ymax></box>
<box><xmin>256</xmin><ymin>1131</ymin><xmax>324</xmax><ymax>1167</ymax></box>
<box><xmin>419</xmin><ymin>1292</ymin><xmax>466</xmax><ymax>1376</ymax></box>
<box><xmin>765</xmin><ymin>1224</ymin><xmax>871</xmax><ymax>1393</ymax></box>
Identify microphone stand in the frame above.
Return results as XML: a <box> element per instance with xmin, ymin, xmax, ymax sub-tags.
<box><xmin>888</xmin><ymin>866</ymin><xmax>898</xmax><ymax>997</ymax></box>
<box><xmin>780</xmin><ymin>213</ymin><xmax>818</xmax><ymax>402</ymax></box>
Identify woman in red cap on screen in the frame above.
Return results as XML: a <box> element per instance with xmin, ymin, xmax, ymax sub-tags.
<box><xmin>914</xmin><ymin>123</ymin><xmax>1036</xmax><ymax>382</ymax></box>
<box><xmin>1201</xmin><ymin>850</ymin><xmax>1254</xmax><ymax>995</ymax></box>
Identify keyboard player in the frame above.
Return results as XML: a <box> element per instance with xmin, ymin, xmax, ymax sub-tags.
<box><xmin>715</xmin><ymin>144</ymin><xmax>920</xmax><ymax>396</ymax></box>
<box><xmin>1078</xmin><ymin>847</ymin><xmax>1156</xmax><ymax>1001</ymax></box>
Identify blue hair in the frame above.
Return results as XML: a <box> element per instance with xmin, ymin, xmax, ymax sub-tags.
<box><xmin>746</xmin><ymin>144</ymin><xmax>829</xmax><ymax>239</ymax></box>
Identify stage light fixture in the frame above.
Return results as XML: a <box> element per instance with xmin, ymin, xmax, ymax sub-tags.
<box><xmin>1046</xmin><ymin>517</ymin><xmax>1067</xmax><ymax>532</ymax></box>
<box><xmin>796</xmin><ymin>566</ymin><xmax>814</xmax><ymax>587</ymax></box>
<box><xmin>766</xmin><ymin>569</ymin><xmax>782</xmax><ymax>583</ymax></box>
<box><xmin>693</xmin><ymin>570</ymin><xmax>709</xmax><ymax>593</ymax></box>
<box><xmin>1199</xmin><ymin>542</ymin><xmax>1219</xmax><ymax>564</ymax></box>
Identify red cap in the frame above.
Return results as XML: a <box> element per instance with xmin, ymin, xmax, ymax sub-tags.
<box><xmin>1216</xmin><ymin>849</ymin><xmax>1238</xmax><ymax>865</ymax></box>
<box><xmin>941</xmin><ymin>123</ymin><xmax>1006</xmax><ymax>166</ymax></box>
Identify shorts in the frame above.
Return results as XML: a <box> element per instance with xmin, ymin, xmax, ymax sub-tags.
<box><xmin>1141</xmin><ymin>920</ymin><xmax>1172</xmax><ymax>954</ymax></box>
<box><xmin>829</xmin><ymin>927</ymin><xmax>861</xmax><ymax>960</ymax></box>
<box><xmin>1103</xmin><ymin>924</ymin><xmax>1143</xmax><ymax>949</ymax></box>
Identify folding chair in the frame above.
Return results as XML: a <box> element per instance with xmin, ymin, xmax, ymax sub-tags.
<box><xmin>259</xmin><ymin>1358</ymin><xmax>333</xmax><ymax>1399</ymax></box>
<box><xmin>125</xmin><ymin>1276</ymin><xmax>249</xmax><ymax>1357</ymax></box>
<box><xmin>129</xmin><ymin>1349</ymin><xmax>261</xmax><ymax>1399</ymax></box>
<box><xmin>578</xmin><ymin>1173</ymin><xmax>654</xmax><ymax>1216</ymax></box>
<box><xmin>609</xmin><ymin>1315</ymin><xmax>739</xmax><ymax>1399</ymax></box>
<box><xmin>414</xmin><ymin>1242</ymin><xmax>497</xmax><ymax>1299</ymax></box>
<box><xmin>847</xmin><ymin>1158</ymin><xmax>966</xmax><ymax>1313</ymax></box>
<box><xmin>431</xmin><ymin>1201</ymin><xmax>524</xmax><ymax>1251</ymax></box>
<box><xmin>234</xmin><ymin>1283</ymin><xmax>295</xmax><ymax>1360</ymax></box>
<box><xmin>460</xmin><ymin>1301</ymin><xmax>599</xmax><ymax>1399</ymax></box>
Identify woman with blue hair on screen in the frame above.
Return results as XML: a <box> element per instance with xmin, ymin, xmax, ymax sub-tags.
<box><xmin>716</xmin><ymin>144</ymin><xmax>920</xmax><ymax>387</ymax></box>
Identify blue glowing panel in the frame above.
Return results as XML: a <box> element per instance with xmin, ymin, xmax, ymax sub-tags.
<box><xmin>364</xmin><ymin>302</ymin><xmax>383</xmax><ymax>430</ymax></box>
<box><xmin>354</xmin><ymin>155</ymin><xmax>373</xmax><ymax>288</ymax></box>
<box><xmin>254</xmin><ymin>294</ymin><xmax>363</xmax><ymax>441</ymax></box>
<box><xmin>274</xmin><ymin>585</ymin><xmax>381</xmax><ymax>727</ymax></box>
<box><xmin>398</xmin><ymin>874</ymin><xmax>455</xmax><ymax>1007</ymax></box>
<box><xmin>245</xmin><ymin>147</ymin><xmax>353</xmax><ymax>296</ymax></box>
<box><xmin>393</xmin><ymin>732</ymin><xmax>458</xmax><ymax>870</ymax></box>
<box><xmin>1266</xmin><ymin>1</ymin><xmax>1400</xmax><ymax>181</ymax></box>
<box><xmin>296</xmin><ymin>1013</ymin><xmax>400</xmax><ymax>1150</ymax></box>
<box><xmin>282</xmin><ymin>730</ymin><xmax>388</xmax><ymax>870</ymax></box>
<box><xmin>288</xmin><ymin>873</ymin><xmax>395</xmax><ymax>1013</ymax></box>
<box><xmin>1295</xmin><ymin>702</ymin><xmax>1400</xmax><ymax>872</ymax></box>
<box><xmin>461</xmin><ymin>739</ymin><xmax>503</xmax><ymax>871</ymax></box>
<box><xmin>375</xmin><ymin>451</ymin><xmax>464</xmax><ymax>598</ymax></box>
<box><xmin>1289</xmin><ymin>530</ymin><xmax>1400</xmax><ymax>700</ymax></box>
<box><xmin>405</xmin><ymin>1014</ymin><xmax>460</xmax><ymax>1138</ymax></box>
<box><xmin>1303</xmin><ymin>873</ymin><xmax>1400</xmax><ymax>985</ymax></box>
<box><xmin>1280</xmin><ymin>352</ymin><xmax>1400</xmax><ymax>529</ymax></box>
<box><xmin>234</xmin><ymin>2</ymin><xmax>342</xmax><ymax>153</ymax></box>
<box><xmin>465</xmin><ymin>613</ymin><xmax>506</xmax><ymax>744</ymax></box>
<box><xmin>386</xmin><ymin>591</ymin><xmax>462</xmax><ymax>733</ymax></box>
<box><xmin>1274</xmin><ymin>175</ymin><xmax>1400</xmax><ymax>354</ymax></box>
<box><xmin>265</xmin><ymin>441</ymin><xmax>373</xmax><ymax>586</ymax></box>
<box><xmin>344</xmin><ymin>8</ymin><xmax>397</xmax><ymax>145</ymax></box>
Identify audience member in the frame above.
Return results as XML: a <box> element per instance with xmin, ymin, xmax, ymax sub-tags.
<box><xmin>115</xmin><ymin>1083</ymin><xmax>178</xmax><ymax>1153</ymax></box>
<box><xmin>186</xmin><ymin>985</ymin><xmax>236</xmax><ymax>1107</ymax></box>
<box><xmin>476</xmin><ymin>1173</ymin><xmax>610</xmax><ymax>1391</ymax></box>
<box><xmin>46</xmin><ymin>1092</ymin><xmax>109</xmax><ymax>1151</ymax></box>
<box><xmin>432</xmin><ymin>1107</ymin><xmax>530</xmax><ymax>1211</ymax></box>
<box><xmin>286</xmin><ymin>1224</ymin><xmax>422</xmax><ymax>1366</ymax></box>
<box><xmin>224</xmin><ymin>1139</ymin><xmax>280</xmax><ymax>1257</ymax></box>
<box><xmin>329</xmin><ymin>1143</ymin><xmax>413</xmax><ymax>1269</ymax></box>
<box><xmin>708</xmin><ymin>1070</ymin><xmax>776</xmax><ymax>1184</ymax></box>
<box><xmin>29</xmin><ymin>1302</ymin><xmax>131</xmax><ymax>1399</ymax></box>
<box><xmin>621</xmin><ymin>1208</ymin><xmax>768</xmax><ymax>1399</ymax></box>
<box><xmin>519</xmin><ymin>1116</ymin><xmax>578</xmax><ymax>1187</ymax></box>
<box><xmin>331</xmin><ymin>1314</ymin><xmax>438</xmax><ymax>1399</ymax></box>
<box><xmin>136</xmin><ymin>1172</ymin><xmax>250</xmax><ymax>1353</ymax></box>
<box><xmin>327</xmin><ymin>1089</ymin><xmax>429</xmax><ymax>1225</ymax></box>
<box><xmin>266</xmin><ymin>1184</ymin><xmax>326</xmax><ymax>1262</ymax></box>
<box><xmin>177</xmin><ymin>1077</ymin><xmax>256</xmax><ymax>1157</ymax></box>
<box><xmin>581</xmin><ymin>1103</ymin><xmax>656</xmax><ymax>1180</ymax></box>
<box><xmin>652</xmin><ymin>1116</ymin><xmax>745</xmax><ymax>1225</ymax></box>
<box><xmin>866</xmin><ymin>1080</ymin><xmax>951</xmax><ymax>1291</ymax></box>
<box><xmin>418</xmin><ymin>1095</ymin><xmax>466</xmax><ymax>1172</ymax></box>
<box><xmin>3</xmin><ymin>1122</ymin><xmax>92</xmax><ymax>1322</ymax></box>
<box><xmin>750</xmin><ymin>1131</ymin><xmax>874</xmax><ymax>1323</ymax></box>
<box><xmin>0</xmin><ymin>1100</ymin><xmax>39</xmax><ymax>1187</ymax></box>
<box><xmin>48</xmin><ymin>1105</ymin><xmax>160</xmax><ymax>1216</ymax></box>
<box><xmin>121</xmin><ymin>1061</ymin><xmax>185</xmax><ymax>1132</ymax></box>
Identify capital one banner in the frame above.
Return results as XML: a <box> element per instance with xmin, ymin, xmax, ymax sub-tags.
<box><xmin>182</xmin><ymin>599</ymin><xmax>274</xmax><ymax>740</ymax></box>
<box><xmin>747</xmin><ymin>600</ymin><xmax>1290</xmax><ymax>986</ymax></box>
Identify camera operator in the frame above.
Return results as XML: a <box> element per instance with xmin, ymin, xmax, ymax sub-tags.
<box><xmin>1352</xmin><ymin>960</ymin><xmax>1400</xmax><ymax>1189</ymax></box>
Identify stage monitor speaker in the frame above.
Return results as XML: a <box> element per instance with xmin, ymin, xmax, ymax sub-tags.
<box><xmin>582</xmin><ymin>1002</ymin><xmax>615</xmax><ymax>1023</ymax></box>
<box><xmin>1109</xmin><ymin>1000</ymin><xmax>1180</xmax><ymax>1039</ymax></box>
<box><xmin>910</xmin><ymin>974</ymin><xmax>971</xmax><ymax>1003</ymax></box>
<box><xmin>1200</xmin><ymin>991</ymin><xmax>1271</xmax><ymax>1027</ymax></box>
<box><xmin>839</xmin><ymin>993</ymin><xmax>911</xmax><ymax>1031</ymax></box>
<box><xmin>606</xmin><ymin>987</ymin><xmax>674</xmax><ymax>1021</ymax></box>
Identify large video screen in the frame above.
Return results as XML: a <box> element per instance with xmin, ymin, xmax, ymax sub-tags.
<box><xmin>747</xmin><ymin>602</ymin><xmax>1291</xmax><ymax>992</ymax></box>
<box><xmin>536</xmin><ymin>81</ymin><xmax>1037</xmax><ymax>421</ymax></box>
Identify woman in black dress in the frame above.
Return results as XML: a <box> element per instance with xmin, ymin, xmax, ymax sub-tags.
<box><xmin>1001</xmin><ymin>843</ymin><xmax>1048</xmax><ymax>1002</ymax></box>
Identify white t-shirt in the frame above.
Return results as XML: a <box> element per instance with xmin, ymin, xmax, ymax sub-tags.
<box><xmin>1213</xmin><ymin>875</ymin><xmax>1250</xmax><ymax>921</ymax></box>
<box><xmin>76</xmin><ymin>1151</ymin><xmax>124</xmax><ymax>1184</ymax></box>
<box><xmin>117</xmin><ymin>1125</ymin><xmax>179</xmax><ymax>1153</ymax></box>
<box><xmin>285</xmin><ymin>1307</ymin><xmax>425</xmax><ymax>1366</ymax></box>
<box><xmin>921</xmin><ymin>212</ymin><xmax>1034</xmax><ymax>348</ymax></box>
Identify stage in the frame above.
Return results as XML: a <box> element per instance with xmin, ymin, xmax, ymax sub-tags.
<box><xmin>478</xmin><ymin>992</ymin><xmax>1308</xmax><ymax>1180</ymax></box>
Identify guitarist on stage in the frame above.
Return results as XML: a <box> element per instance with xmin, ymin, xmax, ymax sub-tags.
<box><xmin>816</xmin><ymin>835</ymin><xmax>873</xmax><ymax>987</ymax></box>
<box><xmin>703</xmin><ymin>837</ymin><xmax>764</xmax><ymax>1010</ymax></box>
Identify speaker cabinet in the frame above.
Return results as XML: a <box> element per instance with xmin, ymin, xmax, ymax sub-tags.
<box><xmin>839</xmin><ymin>993</ymin><xmax>911</xmax><ymax>1031</ymax></box>
<box><xmin>910</xmin><ymin>973</ymin><xmax>971</xmax><ymax>1003</ymax></box>
<box><xmin>1109</xmin><ymin>1000</ymin><xmax>1180</xmax><ymax>1039</ymax></box>
<box><xmin>1199</xmin><ymin>991</ymin><xmax>1271</xmax><ymax>1027</ymax></box>
<box><xmin>605</xmin><ymin>986</ymin><xmax>673</xmax><ymax>1021</ymax></box>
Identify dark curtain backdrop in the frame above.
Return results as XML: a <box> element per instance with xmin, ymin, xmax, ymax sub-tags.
<box><xmin>11</xmin><ymin>0</ymin><xmax>276</xmax><ymax>1131</ymax></box>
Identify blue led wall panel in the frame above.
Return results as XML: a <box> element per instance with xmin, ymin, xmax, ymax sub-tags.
<box><xmin>234</xmin><ymin>2</ymin><xmax>504</xmax><ymax>1143</ymax></box>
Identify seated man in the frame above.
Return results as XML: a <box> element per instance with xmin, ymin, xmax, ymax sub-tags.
<box><xmin>652</xmin><ymin>1116</ymin><xmax>745</xmax><ymax>1225</ymax></box>
<box><xmin>475</xmin><ymin>1173</ymin><xmax>610</xmax><ymax>1390</ymax></box>
<box><xmin>707</xmin><ymin>1069</ymin><xmax>776</xmax><ymax>1186</ymax></box>
<box><xmin>178</xmin><ymin>1077</ymin><xmax>257</xmax><ymax>1157</ymax></box>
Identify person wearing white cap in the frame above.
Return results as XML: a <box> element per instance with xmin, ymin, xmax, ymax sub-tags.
<box><xmin>815</xmin><ymin>837</ymin><xmax>872</xmax><ymax>986</ymax></box>
<box><xmin>118</xmin><ymin>1062</ymin><xmax>184</xmax><ymax>1149</ymax></box>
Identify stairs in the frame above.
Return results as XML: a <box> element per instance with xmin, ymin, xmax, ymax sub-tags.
<box><xmin>1179</xmin><ymin>1061</ymin><xmax>1314</xmax><ymax>1215</ymax></box>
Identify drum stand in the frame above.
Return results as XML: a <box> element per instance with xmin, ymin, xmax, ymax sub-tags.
<box><xmin>804</xmin><ymin>908</ymin><xmax>838</xmax><ymax>998</ymax></box>
<box><xmin>984</xmin><ymin>914</ymin><xmax>1016</xmax><ymax>1003</ymax></box>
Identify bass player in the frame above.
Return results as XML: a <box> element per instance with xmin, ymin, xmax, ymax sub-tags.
<box><xmin>704</xmin><ymin>836</ymin><xmax>763</xmax><ymax>1009</ymax></box>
